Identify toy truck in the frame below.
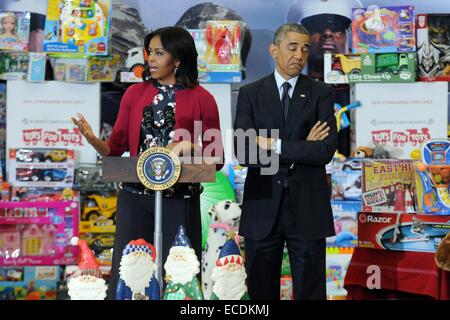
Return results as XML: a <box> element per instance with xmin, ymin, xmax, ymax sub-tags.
<box><xmin>334</xmin><ymin>54</ymin><xmax>361</xmax><ymax>75</ymax></box>
<box><xmin>375</xmin><ymin>53</ymin><xmax>409</xmax><ymax>74</ymax></box>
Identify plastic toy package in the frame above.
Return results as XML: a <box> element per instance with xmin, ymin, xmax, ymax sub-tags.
<box><xmin>78</xmin><ymin>232</ymin><xmax>114</xmax><ymax>266</ymax></box>
<box><xmin>362</xmin><ymin>159</ymin><xmax>415</xmax><ymax>213</ymax></box>
<box><xmin>8</xmin><ymin>148</ymin><xmax>75</xmax><ymax>188</ymax></box>
<box><xmin>43</xmin><ymin>0</ymin><xmax>111</xmax><ymax>55</ymax></box>
<box><xmin>87</xmin><ymin>54</ymin><xmax>119</xmax><ymax>81</ymax></box>
<box><xmin>227</xmin><ymin>162</ymin><xmax>247</xmax><ymax>204</ymax></box>
<box><xmin>79</xmin><ymin>191</ymin><xmax>117</xmax><ymax>233</ymax></box>
<box><xmin>414</xmin><ymin>139</ymin><xmax>450</xmax><ymax>215</ymax></box>
<box><xmin>352</xmin><ymin>5</ymin><xmax>415</xmax><ymax>54</ymax></box>
<box><xmin>49</xmin><ymin>54</ymin><xmax>88</xmax><ymax>82</ymax></box>
<box><xmin>327</xmin><ymin>200</ymin><xmax>360</xmax><ymax>248</ymax></box>
<box><xmin>416</xmin><ymin>14</ymin><xmax>450</xmax><ymax>82</ymax></box>
<box><xmin>0</xmin><ymin>11</ymin><xmax>30</xmax><ymax>52</ymax></box>
<box><xmin>0</xmin><ymin>201</ymin><xmax>78</xmax><ymax>266</ymax></box>
<box><xmin>11</xmin><ymin>187</ymin><xmax>77</xmax><ymax>203</ymax></box>
<box><xmin>325</xmin><ymin>248</ymin><xmax>353</xmax><ymax>299</ymax></box>
<box><xmin>0</xmin><ymin>51</ymin><xmax>30</xmax><ymax>80</ymax></box>
<box><xmin>331</xmin><ymin>158</ymin><xmax>362</xmax><ymax>201</ymax></box>
<box><xmin>0</xmin><ymin>266</ymin><xmax>60</xmax><ymax>300</ymax></box>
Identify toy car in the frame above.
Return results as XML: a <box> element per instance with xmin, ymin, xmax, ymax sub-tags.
<box><xmin>82</xmin><ymin>233</ymin><xmax>115</xmax><ymax>254</ymax></box>
<box><xmin>43</xmin><ymin>150</ymin><xmax>67</xmax><ymax>162</ymax></box>
<box><xmin>16</xmin><ymin>150</ymin><xmax>43</xmax><ymax>163</ymax></box>
<box><xmin>16</xmin><ymin>168</ymin><xmax>41</xmax><ymax>182</ymax></box>
<box><xmin>125</xmin><ymin>47</ymin><xmax>146</xmax><ymax>78</ymax></box>
<box><xmin>81</xmin><ymin>194</ymin><xmax>116</xmax><ymax>221</ymax></box>
<box><xmin>375</xmin><ymin>53</ymin><xmax>409</xmax><ymax>74</ymax></box>
<box><xmin>42</xmin><ymin>169</ymin><xmax>67</xmax><ymax>182</ymax></box>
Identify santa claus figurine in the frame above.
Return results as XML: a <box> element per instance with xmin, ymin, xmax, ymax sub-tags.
<box><xmin>116</xmin><ymin>239</ymin><xmax>160</xmax><ymax>300</ymax></box>
<box><xmin>67</xmin><ymin>237</ymin><xmax>108</xmax><ymax>300</ymax></box>
<box><xmin>163</xmin><ymin>225</ymin><xmax>203</xmax><ymax>300</ymax></box>
<box><xmin>211</xmin><ymin>231</ymin><xmax>249</xmax><ymax>300</ymax></box>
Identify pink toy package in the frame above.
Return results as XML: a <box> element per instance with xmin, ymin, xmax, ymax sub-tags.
<box><xmin>0</xmin><ymin>201</ymin><xmax>78</xmax><ymax>266</ymax></box>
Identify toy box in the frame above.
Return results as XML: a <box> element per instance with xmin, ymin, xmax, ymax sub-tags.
<box><xmin>350</xmin><ymin>82</ymin><xmax>448</xmax><ymax>159</ymax></box>
<box><xmin>349</xmin><ymin>52</ymin><xmax>416</xmax><ymax>83</ymax></box>
<box><xmin>8</xmin><ymin>148</ymin><xmax>75</xmax><ymax>188</ymax></box>
<box><xmin>0</xmin><ymin>201</ymin><xmax>78</xmax><ymax>265</ymax></box>
<box><xmin>414</xmin><ymin>139</ymin><xmax>450</xmax><ymax>215</ymax></box>
<box><xmin>43</xmin><ymin>0</ymin><xmax>112</xmax><ymax>56</ymax></box>
<box><xmin>324</xmin><ymin>53</ymin><xmax>361</xmax><ymax>84</ymax></box>
<box><xmin>326</xmin><ymin>247</ymin><xmax>353</xmax><ymax>299</ymax></box>
<box><xmin>0</xmin><ymin>51</ymin><xmax>30</xmax><ymax>80</ymax></box>
<box><xmin>79</xmin><ymin>192</ymin><xmax>117</xmax><ymax>233</ymax></box>
<box><xmin>417</xmin><ymin>14</ymin><xmax>450</xmax><ymax>82</ymax></box>
<box><xmin>358</xmin><ymin>212</ymin><xmax>450</xmax><ymax>253</ymax></box>
<box><xmin>362</xmin><ymin>160</ymin><xmax>415</xmax><ymax>213</ymax></box>
<box><xmin>49</xmin><ymin>54</ymin><xmax>88</xmax><ymax>82</ymax></box>
<box><xmin>27</xmin><ymin>53</ymin><xmax>47</xmax><ymax>82</ymax></box>
<box><xmin>280</xmin><ymin>275</ymin><xmax>293</xmax><ymax>300</ymax></box>
<box><xmin>352</xmin><ymin>5</ymin><xmax>415</xmax><ymax>54</ymax></box>
<box><xmin>0</xmin><ymin>266</ymin><xmax>60</xmax><ymax>300</ymax></box>
<box><xmin>189</xmin><ymin>25</ymin><xmax>243</xmax><ymax>83</ymax></box>
<box><xmin>327</xmin><ymin>201</ymin><xmax>360</xmax><ymax>247</ymax></box>
<box><xmin>0</xmin><ymin>11</ymin><xmax>30</xmax><ymax>52</ymax></box>
<box><xmin>87</xmin><ymin>54</ymin><xmax>119</xmax><ymax>82</ymax></box>
<box><xmin>79</xmin><ymin>232</ymin><xmax>114</xmax><ymax>266</ymax></box>
<box><xmin>11</xmin><ymin>187</ymin><xmax>77</xmax><ymax>203</ymax></box>
<box><xmin>331</xmin><ymin>158</ymin><xmax>362</xmax><ymax>201</ymax></box>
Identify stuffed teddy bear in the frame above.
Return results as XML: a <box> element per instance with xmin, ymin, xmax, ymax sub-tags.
<box><xmin>435</xmin><ymin>233</ymin><xmax>450</xmax><ymax>271</ymax></box>
<box><xmin>351</xmin><ymin>146</ymin><xmax>373</xmax><ymax>158</ymax></box>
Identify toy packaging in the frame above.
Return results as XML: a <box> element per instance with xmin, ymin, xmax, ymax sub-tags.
<box><xmin>0</xmin><ymin>51</ymin><xmax>30</xmax><ymax>80</ymax></box>
<box><xmin>79</xmin><ymin>192</ymin><xmax>117</xmax><ymax>233</ymax></box>
<box><xmin>414</xmin><ymin>139</ymin><xmax>450</xmax><ymax>215</ymax></box>
<box><xmin>280</xmin><ymin>275</ymin><xmax>294</xmax><ymax>300</ymax></box>
<box><xmin>0</xmin><ymin>11</ymin><xmax>30</xmax><ymax>52</ymax></box>
<box><xmin>362</xmin><ymin>159</ymin><xmax>415</xmax><ymax>213</ymax></box>
<box><xmin>88</xmin><ymin>54</ymin><xmax>119</xmax><ymax>82</ymax></box>
<box><xmin>358</xmin><ymin>211</ymin><xmax>450</xmax><ymax>253</ymax></box>
<box><xmin>11</xmin><ymin>187</ymin><xmax>77</xmax><ymax>203</ymax></box>
<box><xmin>49</xmin><ymin>54</ymin><xmax>88</xmax><ymax>82</ymax></box>
<box><xmin>349</xmin><ymin>52</ymin><xmax>416</xmax><ymax>83</ymax></box>
<box><xmin>43</xmin><ymin>0</ymin><xmax>111</xmax><ymax>56</ymax></box>
<box><xmin>416</xmin><ymin>14</ymin><xmax>450</xmax><ymax>82</ymax></box>
<box><xmin>324</xmin><ymin>53</ymin><xmax>361</xmax><ymax>84</ymax></box>
<box><xmin>27</xmin><ymin>53</ymin><xmax>47</xmax><ymax>82</ymax></box>
<box><xmin>0</xmin><ymin>201</ymin><xmax>78</xmax><ymax>265</ymax></box>
<box><xmin>227</xmin><ymin>162</ymin><xmax>247</xmax><ymax>204</ymax></box>
<box><xmin>8</xmin><ymin>148</ymin><xmax>75</xmax><ymax>188</ymax></box>
<box><xmin>78</xmin><ymin>232</ymin><xmax>114</xmax><ymax>266</ymax></box>
<box><xmin>331</xmin><ymin>158</ymin><xmax>362</xmax><ymax>201</ymax></box>
<box><xmin>350</xmin><ymin>82</ymin><xmax>448</xmax><ymax>159</ymax></box>
<box><xmin>352</xmin><ymin>5</ymin><xmax>415</xmax><ymax>53</ymax></box>
<box><xmin>326</xmin><ymin>247</ymin><xmax>353</xmax><ymax>299</ymax></box>
<box><xmin>327</xmin><ymin>200</ymin><xmax>360</xmax><ymax>247</ymax></box>
<box><xmin>189</xmin><ymin>22</ymin><xmax>243</xmax><ymax>83</ymax></box>
<box><xmin>0</xmin><ymin>266</ymin><xmax>60</xmax><ymax>300</ymax></box>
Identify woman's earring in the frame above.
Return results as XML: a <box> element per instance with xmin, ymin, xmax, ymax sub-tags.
<box><xmin>174</xmin><ymin>66</ymin><xmax>179</xmax><ymax>75</ymax></box>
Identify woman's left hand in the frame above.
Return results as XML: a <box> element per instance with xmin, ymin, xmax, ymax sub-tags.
<box><xmin>166</xmin><ymin>141</ymin><xmax>201</xmax><ymax>157</ymax></box>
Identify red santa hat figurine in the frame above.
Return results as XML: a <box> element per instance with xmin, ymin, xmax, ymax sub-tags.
<box><xmin>67</xmin><ymin>237</ymin><xmax>107</xmax><ymax>300</ymax></box>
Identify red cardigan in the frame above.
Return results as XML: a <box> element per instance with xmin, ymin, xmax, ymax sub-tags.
<box><xmin>107</xmin><ymin>82</ymin><xmax>224</xmax><ymax>170</ymax></box>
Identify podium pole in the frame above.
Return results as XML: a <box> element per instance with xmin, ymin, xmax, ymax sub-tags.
<box><xmin>154</xmin><ymin>190</ymin><xmax>163</xmax><ymax>295</ymax></box>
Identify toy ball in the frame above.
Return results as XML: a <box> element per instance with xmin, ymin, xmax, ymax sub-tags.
<box><xmin>416</xmin><ymin>163</ymin><xmax>428</xmax><ymax>172</ymax></box>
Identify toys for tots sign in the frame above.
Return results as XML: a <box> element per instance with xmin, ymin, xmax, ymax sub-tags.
<box><xmin>7</xmin><ymin>81</ymin><xmax>100</xmax><ymax>163</ymax></box>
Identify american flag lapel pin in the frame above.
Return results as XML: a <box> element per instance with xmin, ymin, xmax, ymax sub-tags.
<box><xmin>300</xmin><ymin>93</ymin><xmax>306</xmax><ymax>98</ymax></box>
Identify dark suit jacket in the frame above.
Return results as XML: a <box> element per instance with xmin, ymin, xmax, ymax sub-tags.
<box><xmin>234</xmin><ymin>73</ymin><xmax>338</xmax><ymax>241</ymax></box>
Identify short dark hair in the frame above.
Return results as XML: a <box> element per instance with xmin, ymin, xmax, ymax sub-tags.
<box><xmin>143</xmin><ymin>27</ymin><xmax>199</xmax><ymax>88</ymax></box>
<box><xmin>273</xmin><ymin>23</ymin><xmax>310</xmax><ymax>45</ymax></box>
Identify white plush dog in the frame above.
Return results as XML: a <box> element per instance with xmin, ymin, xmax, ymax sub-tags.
<box><xmin>201</xmin><ymin>200</ymin><xmax>241</xmax><ymax>300</ymax></box>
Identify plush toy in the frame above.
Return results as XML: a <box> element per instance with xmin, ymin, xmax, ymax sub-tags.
<box><xmin>202</xmin><ymin>200</ymin><xmax>241</xmax><ymax>300</ymax></box>
<box><xmin>351</xmin><ymin>146</ymin><xmax>373</xmax><ymax>158</ymax></box>
<box><xmin>435</xmin><ymin>233</ymin><xmax>450</xmax><ymax>271</ymax></box>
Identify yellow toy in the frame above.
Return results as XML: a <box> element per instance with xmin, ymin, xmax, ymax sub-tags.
<box><xmin>81</xmin><ymin>194</ymin><xmax>116</xmax><ymax>222</ymax></box>
<box><xmin>205</xmin><ymin>20</ymin><xmax>242</xmax><ymax>67</ymax></box>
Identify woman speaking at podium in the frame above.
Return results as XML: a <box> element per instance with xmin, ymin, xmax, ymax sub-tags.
<box><xmin>72</xmin><ymin>26</ymin><xmax>224</xmax><ymax>299</ymax></box>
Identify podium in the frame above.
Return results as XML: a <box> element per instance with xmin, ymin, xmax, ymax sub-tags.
<box><xmin>102</xmin><ymin>151</ymin><xmax>216</xmax><ymax>296</ymax></box>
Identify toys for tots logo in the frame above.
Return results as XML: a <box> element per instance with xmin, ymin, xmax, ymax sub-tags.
<box><xmin>359</xmin><ymin>213</ymin><xmax>367</xmax><ymax>224</ymax></box>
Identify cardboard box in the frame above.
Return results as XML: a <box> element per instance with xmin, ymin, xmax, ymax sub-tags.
<box><xmin>326</xmin><ymin>248</ymin><xmax>353</xmax><ymax>299</ymax></box>
<box><xmin>324</xmin><ymin>53</ymin><xmax>361</xmax><ymax>84</ymax></box>
<box><xmin>362</xmin><ymin>159</ymin><xmax>415</xmax><ymax>213</ymax></box>
<box><xmin>327</xmin><ymin>200</ymin><xmax>360</xmax><ymax>247</ymax></box>
<box><xmin>349</xmin><ymin>53</ymin><xmax>416</xmax><ymax>83</ymax></box>
<box><xmin>0</xmin><ymin>266</ymin><xmax>60</xmax><ymax>300</ymax></box>
<box><xmin>0</xmin><ymin>11</ymin><xmax>30</xmax><ymax>52</ymax></box>
<box><xmin>417</xmin><ymin>14</ymin><xmax>450</xmax><ymax>82</ymax></box>
<box><xmin>331</xmin><ymin>159</ymin><xmax>362</xmax><ymax>201</ymax></box>
<box><xmin>358</xmin><ymin>212</ymin><xmax>450</xmax><ymax>252</ymax></box>
<box><xmin>350</xmin><ymin>82</ymin><xmax>448</xmax><ymax>159</ymax></box>
<box><xmin>352</xmin><ymin>5</ymin><xmax>415</xmax><ymax>53</ymax></box>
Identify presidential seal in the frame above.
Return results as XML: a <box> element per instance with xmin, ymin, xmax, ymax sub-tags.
<box><xmin>136</xmin><ymin>147</ymin><xmax>181</xmax><ymax>191</ymax></box>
